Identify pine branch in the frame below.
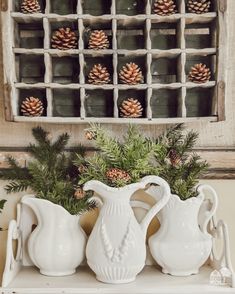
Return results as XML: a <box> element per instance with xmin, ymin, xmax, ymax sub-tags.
<box><xmin>155</xmin><ymin>124</ymin><xmax>209</xmax><ymax>200</ymax></box>
<box><xmin>5</xmin><ymin>181</ymin><xmax>31</xmax><ymax>194</ymax></box>
<box><xmin>87</xmin><ymin>124</ymin><xmax>122</xmax><ymax>166</ymax></box>
<box><xmin>52</xmin><ymin>133</ymin><xmax>70</xmax><ymax>153</ymax></box>
<box><xmin>0</xmin><ymin>199</ymin><xmax>6</xmax><ymax>213</ymax></box>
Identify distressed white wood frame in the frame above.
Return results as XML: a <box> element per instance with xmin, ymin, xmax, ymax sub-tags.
<box><xmin>0</xmin><ymin>0</ymin><xmax>227</xmax><ymax>124</ymax></box>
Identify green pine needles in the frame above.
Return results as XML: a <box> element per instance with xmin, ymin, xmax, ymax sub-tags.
<box><xmin>0</xmin><ymin>127</ymin><xmax>95</xmax><ymax>215</ymax></box>
<box><xmin>155</xmin><ymin>124</ymin><xmax>209</xmax><ymax>200</ymax></box>
<box><xmin>75</xmin><ymin>124</ymin><xmax>160</xmax><ymax>188</ymax></box>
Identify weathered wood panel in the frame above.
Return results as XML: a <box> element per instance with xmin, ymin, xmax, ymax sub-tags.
<box><xmin>1</xmin><ymin>148</ymin><xmax>235</xmax><ymax>179</ymax></box>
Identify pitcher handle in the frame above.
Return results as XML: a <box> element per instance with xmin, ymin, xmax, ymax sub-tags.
<box><xmin>140</xmin><ymin>176</ymin><xmax>171</xmax><ymax>236</ymax></box>
<box><xmin>197</xmin><ymin>184</ymin><xmax>218</xmax><ymax>234</ymax></box>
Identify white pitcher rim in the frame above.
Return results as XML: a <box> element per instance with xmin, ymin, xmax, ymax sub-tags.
<box><xmin>170</xmin><ymin>192</ymin><xmax>204</xmax><ymax>203</ymax></box>
<box><xmin>83</xmin><ymin>180</ymin><xmax>146</xmax><ymax>193</ymax></box>
<box><xmin>21</xmin><ymin>194</ymin><xmax>81</xmax><ymax>217</ymax></box>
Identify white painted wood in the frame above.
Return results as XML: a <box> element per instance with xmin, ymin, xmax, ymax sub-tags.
<box><xmin>12</xmin><ymin>116</ymin><xmax>218</xmax><ymax>124</ymax></box>
<box><xmin>1</xmin><ymin>266</ymin><xmax>235</xmax><ymax>294</ymax></box>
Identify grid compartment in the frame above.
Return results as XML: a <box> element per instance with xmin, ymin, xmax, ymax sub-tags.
<box><xmin>14</xmin><ymin>19</ymin><xmax>44</xmax><ymax>49</ymax></box>
<box><xmin>186</xmin><ymin>54</ymin><xmax>216</xmax><ymax>82</ymax></box>
<box><xmin>6</xmin><ymin>0</ymin><xmax>222</xmax><ymax>122</ymax></box>
<box><xmin>150</xmin><ymin>21</ymin><xmax>180</xmax><ymax>50</ymax></box>
<box><xmin>151</xmin><ymin>0</ymin><xmax>181</xmax><ymax>14</ymax></box>
<box><xmin>151</xmin><ymin>89</ymin><xmax>179</xmax><ymax>118</ymax></box>
<box><xmin>116</xmin><ymin>0</ymin><xmax>147</xmax><ymax>15</ymax></box>
<box><xmin>151</xmin><ymin>55</ymin><xmax>181</xmax><ymax>84</ymax></box>
<box><xmin>52</xmin><ymin>89</ymin><xmax>80</xmax><ymax>117</ymax></box>
<box><xmin>185</xmin><ymin>21</ymin><xmax>216</xmax><ymax>49</ymax></box>
<box><xmin>49</xmin><ymin>20</ymin><xmax>79</xmax><ymax>49</ymax></box>
<box><xmin>84</xmin><ymin>55</ymin><xmax>113</xmax><ymax>84</ymax></box>
<box><xmin>16</xmin><ymin>54</ymin><xmax>45</xmax><ymax>83</ymax></box>
<box><xmin>118</xmin><ymin>55</ymin><xmax>147</xmax><ymax>84</ymax></box>
<box><xmin>186</xmin><ymin>88</ymin><xmax>214</xmax><ymax>117</ymax></box>
<box><xmin>14</xmin><ymin>0</ymin><xmax>46</xmax><ymax>13</ymax></box>
<box><xmin>52</xmin><ymin>56</ymin><xmax>80</xmax><ymax>84</ymax></box>
<box><xmin>85</xmin><ymin>90</ymin><xmax>114</xmax><ymax>117</ymax></box>
<box><xmin>117</xmin><ymin>20</ymin><xmax>146</xmax><ymax>50</ymax></box>
<box><xmin>50</xmin><ymin>0</ymin><xmax>77</xmax><ymax>15</ymax></box>
<box><xmin>18</xmin><ymin>89</ymin><xmax>47</xmax><ymax>116</ymax></box>
<box><xmin>118</xmin><ymin>90</ymin><xmax>147</xmax><ymax>118</ymax></box>
<box><xmin>83</xmin><ymin>19</ymin><xmax>113</xmax><ymax>50</ymax></box>
<box><xmin>82</xmin><ymin>0</ymin><xmax>112</xmax><ymax>15</ymax></box>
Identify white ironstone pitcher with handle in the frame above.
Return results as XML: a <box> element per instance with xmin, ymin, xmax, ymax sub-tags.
<box><xmin>21</xmin><ymin>196</ymin><xmax>87</xmax><ymax>277</ymax></box>
<box><xmin>83</xmin><ymin>176</ymin><xmax>171</xmax><ymax>284</ymax></box>
<box><xmin>147</xmin><ymin>184</ymin><xmax>218</xmax><ymax>276</ymax></box>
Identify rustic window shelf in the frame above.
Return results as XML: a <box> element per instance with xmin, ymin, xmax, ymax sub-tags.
<box><xmin>1</xmin><ymin>0</ymin><xmax>227</xmax><ymax>124</ymax></box>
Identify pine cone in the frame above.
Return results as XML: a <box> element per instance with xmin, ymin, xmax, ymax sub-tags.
<box><xmin>153</xmin><ymin>0</ymin><xmax>177</xmax><ymax>16</ymax></box>
<box><xmin>188</xmin><ymin>63</ymin><xmax>211</xmax><ymax>84</ymax></box>
<box><xmin>106</xmin><ymin>168</ymin><xmax>131</xmax><ymax>184</ymax></box>
<box><xmin>119</xmin><ymin>63</ymin><xmax>143</xmax><ymax>85</ymax></box>
<box><xmin>187</xmin><ymin>0</ymin><xmax>211</xmax><ymax>14</ymax></box>
<box><xmin>120</xmin><ymin>98</ymin><xmax>143</xmax><ymax>118</ymax></box>
<box><xmin>21</xmin><ymin>97</ymin><xmax>44</xmax><ymax>117</ymax></box>
<box><xmin>51</xmin><ymin>28</ymin><xmax>78</xmax><ymax>50</ymax></box>
<box><xmin>168</xmin><ymin>149</ymin><xmax>181</xmax><ymax>166</ymax></box>
<box><xmin>21</xmin><ymin>0</ymin><xmax>41</xmax><ymax>13</ymax></box>
<box><xmin>88</xmin><ymin>64</ymin><xmax>111</xmax><ymax>85</ymax></box>
<box><xmin>85</xmin><ymin>130</ymin><xmax>96</xmax><ymax>140</ymax></box>
<box><xmin>78</xmin><ymin>164</ymin><xmax>87</xmax><ymax>173</ymax></box>
<box><xmin>88</xmin><ymin>30</ymin><xmax>110</xmax><ymax>50</ymax></box>
<box><xmin>74</xmin><ymin>188</ymin><xmax>85</xmax><ymax>199</ymax></box>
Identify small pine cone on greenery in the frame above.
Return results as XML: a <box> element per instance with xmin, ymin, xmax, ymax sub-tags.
<box><xmin>168</xmin><ymin>149</ymin><xmax>181</xmax><ymax>166</ymax></box>
<box><xmin>120</xmin><ymin>98</ymin><xmax>143</xmax><ymax>118</ymax></box>
<box><xmin>78</xmin><ymin>164</ymin><xmax>87</xmax><ymax>173</ymax></box>
<box><xmin>188</xmin><ymin>63</ymin><xmax>211</xmax><ymax>84</ymax></box>
<box><xmin>51</xmin><ymin>28</ymin><xmax>78</xmax><ymax>50</ymax></box>
<box><xmin>88</xmin><ymin>30</ymin><xmax>110</xmax><ymax>50</ymax></box>
<box><xmin>187</xmin><ymin>0</ymin><xmax>211</xmax><ymax>14</ymax></box>
<box><xmin>74</xmin><ymin>187</ymin><xmax>85</xmax><ymax>199</ymax></box>
<box><xmin>85</xmin><ymin>130</ymin><xmax>97</xmax><ymax>140</ymax></box>
<box><xmin>119</xmin><ymin>63</ymin><xmax>143</xmax><ymax>85</ymax></box>
<box><xmin>21</xmin><ymin>0</ymin><xmax>41</xmax><ymax>13</ymax></box>
<box><xmin>21</xmin><ymin>97</ymin><xmax>44</xmax><ymax>117</ymax></box>
<box><xmin>153</xmin><ymin>0</ymin><xmax>177</xmax><ymax>16</ymax></box>
<box><xmin>106</xmin><ymin>168</ymin><xmax>131</xmax><ymax>185</ymax></box>
<box><xmin>88</xmin><ymin>64</ymin><xmax>111</xmax><ymax>85</ymax></box>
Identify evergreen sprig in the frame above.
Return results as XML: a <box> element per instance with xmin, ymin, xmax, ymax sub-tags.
<box><xmin>0</xmin><ymin>199</ymin><xmax>7</xmax><ymax>231</ymax></box>
<box><xmin>155</xmin><ymin>124</ymin><xmax>209</xmax><ymax>200</ymax></box>
<box><xmin>75</xmin><ymin>124</ymin><xmax>159</xmax><ymax>187</ymax></box>
<box><xmin>0</xmin><ymin>127</ymin><xmax>95</xmax><ymax>215</ymax></box>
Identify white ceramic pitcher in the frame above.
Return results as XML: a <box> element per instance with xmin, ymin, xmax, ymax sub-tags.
<box><xmin>83</xmin><ymin>176</ymin><xmax>171</xmax><ymax>284</ymax></box>
<box><xmin>21</xmin><ymin>196</ymin><xmax>87</xmax><ymax>276</ymax></box>
<box><xmin>147</xmin><ymin>184</ymin><xmax>218</xmax><ymax>276</ymax></box>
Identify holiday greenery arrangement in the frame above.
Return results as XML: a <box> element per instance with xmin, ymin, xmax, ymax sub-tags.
<box><xmin>0</xmin><ymin>127</ymin><xmax>95</xmax><ymax>215</ymax></box>
<box><xmin>155</xmin><ymin>124</ymin><xmax>209</xmax><ymax>200</ymax></box>
<box><xmin>75</xmin><ymin>124</ymin><xmax>159</xmax><ymax>188</ymax></box>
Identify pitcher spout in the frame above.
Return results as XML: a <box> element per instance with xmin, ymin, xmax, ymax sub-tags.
<box><xmin>83</xmin><ymin>180</ymin><xmax>146</xmax><ymax>200</ymax></box>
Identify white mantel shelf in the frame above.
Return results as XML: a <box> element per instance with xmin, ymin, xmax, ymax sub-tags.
<box><xmin>1</xmin><ymin>266</ymin><xmax>234</xmax><ymax>294</ymax></box>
